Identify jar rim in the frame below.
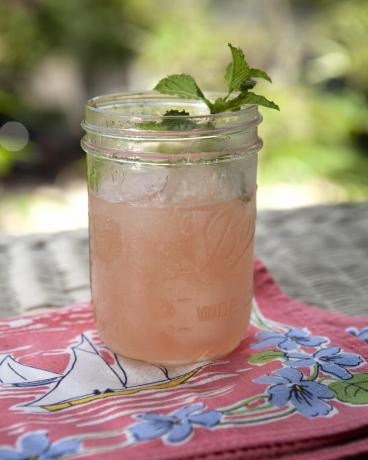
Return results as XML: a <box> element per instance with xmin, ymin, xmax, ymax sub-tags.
<box><xmin>85</xmin><ymin>91</ymin><xmax>257</xmax><ymax>122</ymax></box>
<box><xmin>81</xmin><ymin>91</ymin><xmax>262</xmax><ymax>163</ymax></box>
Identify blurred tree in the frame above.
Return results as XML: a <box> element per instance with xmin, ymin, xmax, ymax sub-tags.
<box><xmin>0</xmin><ymin>0</ymin><xmax>366</xmax><ymax>205</ymax></box>
<box><xmin>0</xmin><ymin>0</ymin><xmax>155</xmax><ymax>179</ymax></box>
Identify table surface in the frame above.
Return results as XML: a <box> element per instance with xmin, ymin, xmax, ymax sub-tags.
<box><xmin>0</xmin><ymin>202</ymin><xmax>367</xmax><ymax>318</ymax></box>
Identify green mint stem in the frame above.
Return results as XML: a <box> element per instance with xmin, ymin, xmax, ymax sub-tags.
<box><xmin>203</xmin><ymin>96</ymin><xmax>214</xmax><ymax>112</ymax></box>
<box><xmin>223</xmin><ymin>91</ymin><xmax>232</xmax><ymax>103</ymax></box>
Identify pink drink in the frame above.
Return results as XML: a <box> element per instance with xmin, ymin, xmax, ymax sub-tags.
<box><xmin>82</xmin><ymin>92</ymin><xmax>262</xmax><ymax>364</ymax></box>
<box><xmin>89</xmin><ymin>191</ymin><xmax>256</xmax><ymax>365</ymax></box>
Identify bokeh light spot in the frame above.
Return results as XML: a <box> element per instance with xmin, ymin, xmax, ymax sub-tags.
<box><xmin>0</xmin><ymin>121</ymin><xmax>29</xmax><ymax>152</ymax></box>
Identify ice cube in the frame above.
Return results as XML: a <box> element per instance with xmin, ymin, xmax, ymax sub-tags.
<box><xmin>97</xmin><ymin>164</ymin><xmax>169</xmax><ymax>204</ymax></box>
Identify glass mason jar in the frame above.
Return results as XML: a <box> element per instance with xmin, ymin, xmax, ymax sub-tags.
<box><xmin>81</xmin><ymin>92</ymin><xmax>262</xmax><ymax>365</ymax></box>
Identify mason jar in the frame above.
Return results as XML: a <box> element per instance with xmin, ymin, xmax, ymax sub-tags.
<box><xmin>81</xmin><ymin>92</ymin><xmax>262</xmax><ymax>365</ymax></box>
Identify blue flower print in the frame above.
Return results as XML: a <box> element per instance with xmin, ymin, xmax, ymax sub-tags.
<box><xmin>285</xmin><ymin>346</ymin><xmax>363</xmax><ymax>380</ymax></box>
<box><xmin>0</xmin><ymin>431</ymin><xmax>81</xmax><ymax>460</ymax></box>
<box><xmin>129</xmin><ymin>402</ymin><xmax>222</xmax><ymax>444</ymax></box>
<box><xmin>347</xmin><ymin>326</ymin><xmax>368</xmax><ymax>344</ymax></box>
<box><xmin>251</xmin><ymin>328</ymin><xmax>327</xmax><ymax>351</ymax></box>
<box><xmin>255</xmin><ymin>368</ymin><xmax>334</xmax><ymax>417</ymax></box>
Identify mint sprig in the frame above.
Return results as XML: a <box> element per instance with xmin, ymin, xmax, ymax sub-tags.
<box><xmin>137</xmin><ymin>109</ymin><xmax>198</xmax><ymax>131</ymax></box>
<box><xmin>154</xmin><ymin>43</ymin><xmax>279</xmax><ymax>114</ymax></box>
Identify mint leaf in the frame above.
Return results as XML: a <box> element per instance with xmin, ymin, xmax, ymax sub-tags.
<box><xmin>225</xmin><ymin>43</ymin><xmax>250</xmax><ymax>92</ymax></box>
<box><xmin>240</xmin><ymin>79</ymin><xmax>256</xmax><ymax>91</ymax></box>
<box><xmin>211</xmin><ymin>92</ymin><xmax>279</xmax><ymax>113</ymax></box>
<box><xmin>241</xmin><ymin>93</ymin><xmax>279</xmax><ymax>111</ymax></box>
<box><xmin>163</xmin><ymin>111</ymin><xmax>197</xmax><ymax>130</ymax></box>
<box><xmin>250</xmin><ymin>68</ymin><xmax>272</xmax><ymax>83</ymax></box>
<box><xmin>135</xmin><ymin>120</ymin><xmax>161</xmax><ymax>130</ymax></box>
<box><xmin>211</xmin><ymin>97</ymin><xmax>227</xmax><ymax>114</ymax></box>
<box><xmin>224</xmin><ymin>63</ymin><xmax>232</xmax><ymax>87</ymax></box>
<box><xmin>219</xmin><ymin>93</ymin><xmax>248</xmax><ymax>112</ymax></box>
<box><xmin>164</xmin><ymin>109</ymin><xmax>190</xmax><ymax>116</ymax></box>
<box><xmin>231</xmin><ymin>92</ymin><xmax>279</xmax><ymax>111</ymax></box>
<box><xmin>154</xmin><ymin>74</ymin><xmax>205</xmax><ymax>100</ymax></box>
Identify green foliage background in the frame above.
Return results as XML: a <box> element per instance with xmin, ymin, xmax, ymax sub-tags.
<box><xmin>0</xmin><ymin>0</ymin><xmax>367</xmax><ymax>202</ymax></box>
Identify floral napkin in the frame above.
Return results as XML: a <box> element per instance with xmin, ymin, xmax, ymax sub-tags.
<box><xmin>0</xmin><ymin>259</ymin><xmax>368</xmax><ymax>460</ymax></box>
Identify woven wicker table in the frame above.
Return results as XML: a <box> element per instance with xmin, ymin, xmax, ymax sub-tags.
<box><xmin>1</xmin><ymin>202</ymin><xmax>367</xmax><ymax>318</ymax></box>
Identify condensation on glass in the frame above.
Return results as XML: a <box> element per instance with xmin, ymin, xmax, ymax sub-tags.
<box><xmin>81</xmin><ymin>92</ymin><xmax>262</xmax><ymax>365</ymax></box>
